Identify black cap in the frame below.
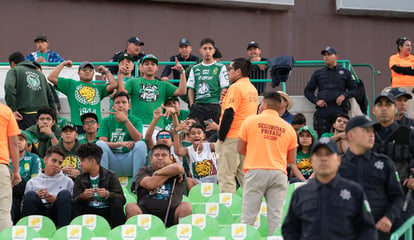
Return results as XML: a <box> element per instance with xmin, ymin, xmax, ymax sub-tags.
<box><xmin>389</xmin><ymin>88</ymin><xmax>412</xmax><ymax>100</ymax></box>
<box><xmin>78</xmin><ymin>61</ymin><xmax>94</xmax><ymax>71</ymax></box>
<box><xmin>165</xmin><ymin>96</ymin><xmax>179</xmax><ymax>105</ymax></box>
<box><xmin>247</xmin><ymin>41</ymin><xmax>260</xmax><ymax>50</ymax></box>
<box><xmin>178</xmin><ymin>38</ymin><xmax>191</xmax><ymax>47</ymax></box>
<box><xmin>62</xmin><ymin>122</ymin><xmax>77</xmax><ymax>132</ymax></box>
<box><xmin>310</xmin><ymin>137</ymin><xmax>339</xmax><ymax>155</ymax></box>
<box><xmin>81</xmin><ymin>112</ymin><xmax>98</xmax><ymax>124</ymax></box>
<box><xmin>345</xmin><ymin>115</ymin><xmax>377</xmax><ymax>133</ymax></box>
<box><xmin>321</xmin><ymin>46</ymin><xmax>337</xmax><ymax>55</ymax></box>
<box><xmin>374</xmin><ymin>92</ymin><xmax>395</xmax><ymax>105</ymax></box>
<box><xmin>118</xmin><ymin>52</ymin><xmax>134</xmax><ymax>62</ymax></box>
<box><xmin>127</xmin><ymin>37</ymin><xmax>144</xmax><ymax>46</ymax></box>
<box><xmin>34</xmin><ymin>35</ymin><xmax>48</xmax><ymax>42</ymax></box>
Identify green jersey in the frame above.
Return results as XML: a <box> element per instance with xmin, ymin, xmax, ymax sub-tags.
<box><xmin>55</xmin><ymin>139</ymin><xmax>81</xmax><ymax>171</ymax></box>
<box><xmin>56</xmin><ymin>116</ymin><xmax>69</xmax><ymax>130</ymax></box>
<box><xmin>321</xmin><ymin>132</ymin><xmax>334</xmax><ymax>138</ymax></box>
<box><xmin>77</xmin><ymin>133</ymin><xmax>98</xmax><ymax>144</ymax></box>
<box><xmin>10</xmin><ymin>152</ymin><xmax>42</xmax><ymax>182</ymax></box>
<box><xmin>97</xmin><ymin>114</ymin><xmax>143</xmax><ymax>153</ymax></box>
<box><xmin>296</xmin><ymin>151</ymin><xmax>313</xmax><ymax>178</ymax></box>
<box><xmin>187</xmin><ymin>61</ymin><xmax>229</xmax><ymax>103</ymax></box>
<box><xmin>88</xmin><ymin>175</ymin><xmax>108</xmax><ymax>208</ymax></box>
<box><xmin>56</xmin><ymin>77</ymin><xmax>110</xmax><ymax>125</ymax></box>
<box><xmin>124</xmin><ymin>77</ymin><xmax>177</xmax><ymax>126</ymax></box>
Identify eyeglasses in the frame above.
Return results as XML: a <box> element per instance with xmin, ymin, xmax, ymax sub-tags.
<box><xmin>84</xmin><ymin>120</ymin><xmax>97</xmax><ymax>125</ymax></box>
<box><xmin>153</xmin><ymin>153</ymin><xmax>170</xmax><ymax>157</ymax></box>
<box><xmin>81</xmin><ymin>68</ymin><xmax>94</xmax><ymax>72</ymax></box>
<box><xmin>158</xmin><ymin>134</ymin><xmax>171</xmax><ymax>139</ymax></box>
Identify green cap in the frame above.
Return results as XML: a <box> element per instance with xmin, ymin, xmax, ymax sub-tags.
<box><xmin>62</xmin><ymin>122</ymin><xmax>77</xmax><ymax>132</ymax></box>
<box><xmin>298</xmin><ymin>125</ymin><xmax>318</xmax><ymax>141</ymax></box>
<box><xmin>141</xmin><ymin>54</ymin><xmax>158</xmax><ymax>65</ymax></box>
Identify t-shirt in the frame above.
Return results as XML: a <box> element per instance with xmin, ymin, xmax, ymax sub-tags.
<box><xmin>389</xmin><ymin>53</ymin><xmax>414</xmax><ymax>87</ymax></box>
<box><xmin>56</xmin><ymin>116</ymin><xmax>69</xmax><ymax>130</ymax></box>
<box><xmin>124</xmin><ymin>77</ymin><xmax>177</xmax><ymax>126</ymax></box>
<box><xmin>136</xmin><ymin>167</ymin><xmax>183</xmax><ymax>213</ymax></box>
<box><xmin>77</xmin><ymin>133</ymin><xmax>98</xmax><ymax>144</ymax></box>
<box><xmin>97</xmin><ymin>114</ymin><xmax>143</xmax><ymax>153</ymax></box>
<box><xmin>321</xmin><ymin>132</ymin><xmax>334</xmax><ymax>138</ymax></box>
<box><xmin>56</xmin><ymin>77</ymin><xmax>110</xmax><ymax>125</ymax></box>
<box><xmin>0</xmin><ymin>104</ymin><xmax>20</xmax><ymax>165</ymax></box>
<box><xmin>187</xmin><ymin>61</ymin><xmax>229</xmax><ymax>103</ymax></box>
<box><xmin>296</xmin><ymin>151</ymin><xmax>313</xmax><ymax>179</ymax></box>
<box><xmin>186</xmin><ymin>142</ymin><xmax>218</xmax><ymax>184</ymax></box>
<box><xmin>88</xmin><ymin>175</ymin><xmax>108</xmax><ymax>208</ymax></box>
<box><xmin>239</xmin><ymin>109</ymin><xmax>298</xmax><ymax>174</ymax></box>
<box><xmin>10</xmin><ymin>151</ymin><xmax>42</xmax><ymax>182</ymax></box>
<box><xmin>220</xmin><ymin>77</ymin><xmax>258</xmax><ymax>138</ymax></box>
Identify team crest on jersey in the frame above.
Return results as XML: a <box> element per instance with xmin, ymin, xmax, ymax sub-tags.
<box><xmin>139</xmin><ymin>84</ymin><xmax>159</xmax><ymax>102</ymax></box>
<box><xmin>75</xmin><ymin>85</ymin><xmax>100</xmax><ymax>105</ymax></box>
<box><xmin>212</xmin><ymin>67</ymin><xmax>218</xmax><ymax>75</ymax></box>
<box><xmin>197</xmin><ymin>82</ymin><xmax>210</xmax><ymax>95</ymax></box>
<box><xmin>25</xmin><ymin>72</ymin><xmax>41</xmax><ymax>91</ymax></box>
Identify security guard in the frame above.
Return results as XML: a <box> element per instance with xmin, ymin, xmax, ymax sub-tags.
<box><xmin>304</xmin><ymin>46</ymin><xmax>359</xmax><ymax>137</ymax></box>
<box><xmin>389</xmin><ymin>87</ymin><xmax>414</xmax><ymax>128</ymax></box>
<box><xmin>282</xmin><ymin>137</ymin><xmax>378</xmax><ymax>240</ymax></box>
<box><xmin>338</xmin><ymin>115</ymin><xmax>404</xmax><ymax>240</ymax></box>
<box><xmin>108</xmin><ymin>36</ymin><xmax>146</xmax><ymax>76</ymax></box>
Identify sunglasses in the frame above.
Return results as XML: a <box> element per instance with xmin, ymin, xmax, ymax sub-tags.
<box><xmin>158</xmin><ymin>134</ymin><xmax>171</xmax><ymax>139</ymax></box>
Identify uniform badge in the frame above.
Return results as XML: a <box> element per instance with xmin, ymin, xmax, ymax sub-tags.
<box><xmin>340</xmin><ymin>189</ymin><xmax>351</xmax><ymax>200</ymax></box>
<box><xmin>374</xmin><ymin>161</ymin><xmax>384</xmax><ymax>170</ymax></box>
<box><xmin>339</xmin><ymin>70</ymin><xmax>344</xmax><ymax>75</ymax></box>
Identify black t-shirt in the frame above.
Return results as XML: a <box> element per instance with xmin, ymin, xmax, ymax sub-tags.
<box><xmin>136</xmin><ymin>167</ymin><xmax>183</xmax><ymax>213</ymax></box>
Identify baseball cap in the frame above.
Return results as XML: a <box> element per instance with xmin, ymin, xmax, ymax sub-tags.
<box><xmin>310</xmin><ymin>137</ymin><xmax>339</xmax><ymax>155</ymax></box>
<box><xmin>247</xmin><ymin>41</ymin><xmax>260</xmax><ymax>50</ymax></box>
<box><xmin>78</xmin><ymin>61</ymin><xmax>94</xmax><ymax>71</ymax></box>
<box><xmin>374</xmin><ymin>92</ymin><xmax>395</xmax><ymax>105</ymax></box>
<box><xmin>62</xmin><ymin>122</ymin><xmax>77</xmax><ymax>132</ymax></box>
<box><xmin>18</xmin><ymin>130</ymin><xmax>27</xmax><ymax>140</ymax></box>
<box><xmin>345</xmin><ymin>115</ymin><xmax>377</xmax><ymax>133</ymax></box>
<box><xmin>298</xmin><ymin>125</ymin><xmax>318</xmax><ymax>141</ymax></box>
<box><xmin>118</xmin><ymin>52</ymin><xmax>133</xmax><ymax>62</ymax></box>
<box><xmin>81</xmin><ymin>112</ymin><xmax>98</xmax><ymax>124</ymax></box>
<box><xmin>165</xmin><ymin>96</ymin><xmax>179</xmax><ymax>105</ymax></box>
<box><xmin>178</xmin><ymin>38</ymin><xmax>191</xmax><ymax>47</ymax></box>
<box><xmin>34</xmin><ymin>35</ymin><xmax>48</xmax><ymax>42</ymax></box>
<box><xmin>321</xmin><ymin>46</ymin><xmax>337</xmax><ymax>55</ymax></box>
<box><xmin>277</xmin><ymin>91</ymin><xmax>293</xmax><ymax>110</ymax></box>
<box><xmin>141</xmin><ymin>54</ymin><xmax>158</xmax><ymax>65</ymax></box>
<box><xmin>127</xmin><ymin>37</ymin><xmax>144</xmax><ymax>46</ymax></box>
<box><xmin>389</xmin><ymin>88</ymin><xmax>412</xmax><ymax>100</ymax></box>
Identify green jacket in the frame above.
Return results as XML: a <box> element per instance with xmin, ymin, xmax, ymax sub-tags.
<box><xmin>4</xmin><ymin>61</ymin><xmax>56</xmax><ymax>113</ymax></box>
<box><xmin>26</xmin><ymin>124</ymin><xmax>61</xmax><ymax>158</ymax></box>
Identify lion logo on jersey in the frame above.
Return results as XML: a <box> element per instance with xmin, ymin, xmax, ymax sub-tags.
<box><xmin>75</xmin><ymin>85</ymin><xmax>100</xmax><ymax>105</ymax></box>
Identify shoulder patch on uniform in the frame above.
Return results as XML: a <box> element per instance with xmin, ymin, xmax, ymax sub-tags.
<box><xmin>396</xmin><ymin>171</ymin><xmax>400</xmax><ymax>182</ymax></box>
<box><xmin>364</xmin><ymin>200</ymin><xmax>371</xmax><ymax>212</ymax></box>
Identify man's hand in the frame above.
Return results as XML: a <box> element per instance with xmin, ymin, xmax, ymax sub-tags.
<box><xmin>204</xmin><ymin>120</ymin><xmax>219</xmax><ymax>132</ymax></box>
<box><xmin>39</xmin><ymin>125</ymin><xmax>53</xmax><ymax>136</ymax></box>
<box><xmin>122</xmin><ymin>141</ymin><xmax>136</xmax><ymax>150</ymax></box>
<box><xmin>316</xmin><ymin>100</ymin><xmax>327</xmax><ymax>108</ymax></box>
<box><xmin>171</xmin><ymin>57</ymin><xmax>184</xmax><ymax>72</ymax></box>
<box><xmin>37</xmin><ymin>56</ymin><xmax>46</xmax><ymax>63</ymax></box>
<box><xmin>14</xmin><ymin>111</ymin><xmax>23</xmax><ymax>121</ymax></box>
<box><xmin>336</xmin><ymin>94</ymin><xmax>346</xmax><ymax>106</ymax></box>
<box><xmin>160</xmin><ymin>77</ymin><xmax>169</xmax><ymax>82</ymax></box>
<box><xmin>403</xmin><ymin>172</ymin><xmax>414</xmax><ymax>190</ymax></box>
<box><xmin>376</xmin><ymin>216</ymin><xmax>392</xmax><ymax>233</ymax></box>
<box><xmin>63</xmin><ymin>60</ymin><xmax>73</xmax><ymax>68</ymax></box>
<box><xmin>95</xmin><ymin>188</ymin><xmax>108</xmax><ymax>198</ymax></box>
<box><xmin>62</xmin><ymin>165</ymin><xmax>80</xmax><ymax>178</ymax></box>
<box><xmin>109</xmin><ymin>110</ymin><xmax>128</xmax><ymax>123</ymax></box>
<box><xmin>153</xmin><ymin>107</ymin><xmax>166</xmax><ymax>121</ymax></box>
<box><xmin>161</xmin><ymin>104</ymin><xmax>176</xmax><ymax>120</ymax></box>
<box><xmin>96</xmin><ymin>65</ymin><xmax>109</xmax><ymax>75</ymax></box>
<box><xmin>82</xmin><ymin>189</ymin><xmax>95</xmax><ymax>199</ymax></box>
<box><xmin>44</xmin><ymin>191</ymin><xmax>57</xmax><ymax>204</ymax></box>
<box><xmin>11</xmin><ymin>172</ymin><xmax>21</xmax><ymax>187</ymax></box>
<box><xmin>37</xmin><ymin>188</ymin><xmax>48</xmax><ymax>199</ymax></box>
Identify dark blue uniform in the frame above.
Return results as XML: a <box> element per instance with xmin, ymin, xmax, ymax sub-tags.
<box><xmin>339</xmin><ymin>150</ymin><xmax>404</xmax><ymax>240</ymax></box>
<box><xmin>397</xmin><ymin>115</ymin><xmax>414</xmax><ymax>130</ymax></box>
<box><xmin>304</xmin><ymin>66</ymin><xmax>358</xmax><ymax>136</ymax></box>
<box><xmin>282</xmin><ymin>175</ymin><xmax>377</xmax><ymax>240</ymax></box>
<box><xmin>161</xmin><ymin>54</ymin><xmax>199</xmax><ymax>85</ymax></box>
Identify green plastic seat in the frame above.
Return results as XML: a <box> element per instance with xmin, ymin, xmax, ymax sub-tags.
<box><xmin>182</xmin><ymin>195</ymin><xmax>189</xmax><ymax>203</ymax></box>
<box><xmin>108</xmin><ymin>224</ymin><xmax>150</xmax><ymax>240</ymax></box>
<box><xmin>122</xmin><ymin>186</ymin><xmax>137</xmax><ymax>202</ymax></box>
<box><xmin>180</xmin><ymin>214</ymin><xmax>220</xmax><ymax>237</ymax></box>
<box><xmin>16</xmin><ymin>215</ymin><xmax>56</xmax><ymax>238</ymax></box>
<box><xmin>193</xmin><ymin>202</ymin><xmax>233</xmax><ymax>226</ymax></box>
<box><xmin>236</xmin><ymin>186</ymin><xmax>243</xmax><ymax>198</ymax></box>
<box><xmin>163</xmin><ymin>224</ymin><xmax>207</xmax><ymax>240</ymax></box>
<box><xmin>207</xmin><ymin>193</ymin><xmax>242</xmax><ymax>216</ymax></box>
<box><xmin>216</xmin><ymin>223</ymin><xmax>261</xmax><ymax>239</ymax></box>
<box><xmin>0</xmin><ymin>225</ymin><xmax>40</xmax><ymax>239</ymax></box>
<box><xmin>188</xmin><ymin>183</ymin><xmax>220</xmax><ymax>204</ymax></box>
<box><xmin>125</xmin><ymin>214</ymin><xmax>166</xmax><ymax>237</ymax></box>
<box><xmin>90</xmin><ymin>237</ymin><xmax>109</xmax><ymax>240</ymax></box>
<box><xmin>53</xmin><ymin>225</ymin><xmax>95</xmax><ymax>240</ymax></box>
<box><xmin>70</xmin><ymin>214</ymin><xmax>111</xmax><ymax>237</ymax></box>
<box><xmin>119</xmin><ymin>176</ymin><xmax>133</xmax><ymax>190</ymax></box>
<box><xmin>253</xmin><ymin>214</ymin><xmax>269</xmax><ymax>237</ymax></box>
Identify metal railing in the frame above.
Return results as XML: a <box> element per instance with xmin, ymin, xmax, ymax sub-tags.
<box><xmin>390</xmin><ymin>215</ymin><xmax>414</xmax><ymax>240</ymax></box>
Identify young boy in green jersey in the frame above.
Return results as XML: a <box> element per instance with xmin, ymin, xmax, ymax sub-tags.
<box><xmin>77</xmin><ymin>112</ymin><xmax>99</xmax><ymax>144</ymax></box>
<box><xmin>55</xmin><ymin>122</ymin><xmax>81</xmax><ymax>179</ymax></box>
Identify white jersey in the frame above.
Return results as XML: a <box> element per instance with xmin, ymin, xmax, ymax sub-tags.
<box><xmin>186</xmin><ymin>142</ymin><xmax>218</xmax><ymax>184</ymax></box>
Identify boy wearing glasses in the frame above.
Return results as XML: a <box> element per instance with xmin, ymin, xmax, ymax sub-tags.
<box><xmin>78</xmin><ymin>112</ymin><xmax>100</xmax><ymax>144</ymax></box>
<box><xmin>96</xmin><ymin>91</ymin><xmax>147</xmax><ymax>183</ymax></box>
<box><xmin>48</xmin><ymin>60</ymin><xmax>118</xmax><ymax>132</ymax></box>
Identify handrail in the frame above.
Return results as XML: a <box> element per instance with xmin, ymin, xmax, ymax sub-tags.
<box><xmin>390</xmin><ymin>215</ymin><xmax>414</xmax><ymax>240</ymax></box>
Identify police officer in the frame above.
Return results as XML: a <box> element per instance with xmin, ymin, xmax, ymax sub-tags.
<box><xmin>282</xmin><ymin>137</ymin><xmax>378</xmax><ymax>240</ymax></box>
<box><xmin>389</xmin><ymin>88</ymin><xmax>414</xmax><ymax>128</ymax></box>
<box><xmin>108</xmin><ymin>36</ymin><xmax>146</xmax><ymax>76</ymax></box>
<box><xmin>304</xmin><ymin>46</ymin><xmax>359</xmax><ymax>137</ymax></box>
<box><xmin>338</xmin><ymin>115</ymin><xmax>404</xmax><ymax>240</ymax></box>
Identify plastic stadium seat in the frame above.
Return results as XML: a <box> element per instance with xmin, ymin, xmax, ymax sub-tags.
<box><xmin>16</xmin><ymin>215</ymin><xmax>56</xmax><ymax>238</ymax></box>
<box><xmin>216</xmin><ymin>223</ymin><xmax>261</xmax><ymax>239</ymax></box>
<box><xmin>119</xmin><ymin>176</ymin><xmax>133</xmax><ymax>190</ymax></box>
<box><xmin>193</xmin><ymin>202</ymin><xmax>233</xmax><ymax>226</ymax></box>
<box><xmin>207</xmin><ymin>193</ymin><xmax>242</xmax><ymax>216</ymax></box>
<box><xmin>108</xmin><ymin>224</ymin><xmax>150</xmax><ymax>240</ymax></box>
<box><xmin>180</xmin><ymin>214</ymin><xmax>220</xmax><ymax>237</ymax></box>
<box><xmin>188</xmin><ymin>183</ymin><xmax>220</xmax><ymax>204</ymax></box>
<box><xmin>182</xmin><ymin>195</ymin><xmax>189</xmax><ymax>203</ymax></box>
<box><xmin>70</xmin><ymin>214</ymin><xmax>111</xmax><ymax>237</ymax></box>
<box><xmin>0</xmin><ymin>225</ymin><xmax>40</xmax><ymax>239</ymax></box>
<box><xmin>125</xmin><ymin>214</ymin><xmax>166</xmax><ymax>237</ymax></box>
<box><xmin>53</xmin><ymin>225</ymin><xmax>95</xmax><ymax>240</ymax></box>
<box><xmin>253</xmin><ymin>214</ymin><xmax>269</xmax><ymax>237</ymax></box>
<box><xmin>236</xmin><ymin>186</ymin><xmax>243</xmax><ymax>197</ymax></box>
<box><xmin>122</xmin><ymin>186</ymin><xmax>137</xmax><ymax>203</ymax></box>
<box><xmin>163</xmin><ymin>224</ymin><xmax>207</xmax><ymax>240</ymax></box>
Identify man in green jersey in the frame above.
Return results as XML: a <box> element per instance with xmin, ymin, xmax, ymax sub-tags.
<box><xmin>77</xmin><ymin>112</ymin><xmax>99</xmax><ymax>144</ymax></box>
<box><xmin>48</xmin><ymin>60</ymin><xmax>118</xmax><ymax>132</ymax></box>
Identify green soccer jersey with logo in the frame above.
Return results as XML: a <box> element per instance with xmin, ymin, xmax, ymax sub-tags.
<box><xmin>97</xmin><ymin>114</ymin><xmax>143</xmax><ymax>153</ymax></box>
<box><xmin>10</xmin><ymin>151</ymin><xmax>42</xmax><ymax>182</ymax></box>
<box><xmin>187</xmin><ymin>61</ymin><xmax>229</xmax><ymax>104</ymax></box>
<box><xmin>88</xmin><ymin>175</ymin><xmax>108</xmax><ymax>208</ymax></box>
<box><xmin>124</xmin><ymin>77</ymin><xmax>177</xmax><ymax>126</ymax></box>
<box><xmin>56</xmin><ymin>78</ymin><xmax>110</xmax><ymax>125</ymax></box>
<box><xmin>77</xmin><ymin>133</ymin><xmax>98</xmax><ymax>144</ymax></box>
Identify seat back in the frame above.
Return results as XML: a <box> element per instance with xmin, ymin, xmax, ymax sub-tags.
<box><xmin>16</xmin><ymin>215</ymin><xmax>56</xmax><ymax>238</ymax></box>
<box><xmin>70</xmin><ymin>214</ymin><xmax>111</xmax><ymax>237</ymax></box>
<box><xmin>125</xmin><ymin>214</ymin><xmax>166</xmax><ymax>237</ymax></box>
<box><xmin>53</xmin><ymin>225</ymin><xmax>95</xmax><ymax>240</ymax></box>
<box><xmin>0</xmin><ymin>225</ymin><xmax>40</xmax><ymax>239</ymax></box>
